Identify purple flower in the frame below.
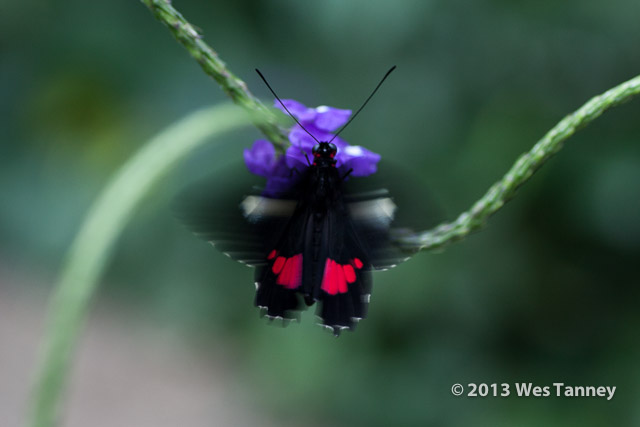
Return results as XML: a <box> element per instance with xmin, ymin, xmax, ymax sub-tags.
<box><xmin>243</xmin><ymin>139</ymin><xmax>294</xmax><ymax>195</ymax></box>
<box><xmin>337</xmin><ymin>144</ymin><xmax>381</xmax><ymax>177</ymax></box>
<box><xmin>244</xmin><ymin>99</ymin><xmax>381</xmax><ymax>193</ymax></box>
<box><xmin>243</xmin><ymin>139</ymin><xmax>277</xmax><ymax>177</ymax></box>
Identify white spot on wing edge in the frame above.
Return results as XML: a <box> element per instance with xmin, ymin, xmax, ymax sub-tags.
<box><xmin>348</xmin><ymin>198</ymin><xmax>396</xmax><ymax>223</ymax></box>
<box><xmin>240</xmin><ymin>195</ymin><xmax>296</xmax><ymax>219</ymax></box>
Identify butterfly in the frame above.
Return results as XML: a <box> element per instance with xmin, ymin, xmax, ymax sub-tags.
<box><xmin>177</xmin><ymin>67</ymin><xmax>422</xmax><ymax>335</ymax></box>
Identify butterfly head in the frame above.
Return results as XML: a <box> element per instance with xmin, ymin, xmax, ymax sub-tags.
<box><xmin>312</xmin><ymin>142</ymin><xmax>337</xmax><ymax>166</ymax></box>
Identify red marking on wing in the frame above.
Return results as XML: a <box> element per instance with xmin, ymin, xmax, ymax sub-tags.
<box><xmin>321</xmin><ymin>259</ymin><xmax>349</xmax><ymax>295</ymax></box>
<box><xmin>267</xmin><ymin>249</ymin><xmax>277</xmax><ymax>260</ymax></box>
<box><xmin>353</xmin><ymin>258</ymin><xmax>364</xmax><ymax>269</ymax></box>
<box><xmin>343</xmin><ymin>264</ymin><xmax>356</xmax><ymax>283</ymax></box>
<box><xmin>272</xmin><ymin>256</ymin><xmax>285</xmax><ymax>274</ymax></box>
<box><xmin>271</xmin><ymin>254</ymin><xmax>303</xmax><ymax>289</ymax></box>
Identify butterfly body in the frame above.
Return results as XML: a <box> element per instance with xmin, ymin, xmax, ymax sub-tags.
<box><xmin>253</xmin><ymin>142</ymin><xmax>374</xmax><ymax>334</ymax></box>
<box><xmin>177</xmin><ymin>67</ymin><xmax>417</xmax><ymax>335</ymax></box>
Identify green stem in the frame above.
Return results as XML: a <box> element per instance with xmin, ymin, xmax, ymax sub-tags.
<box><xmin>395</xmin><ymin>74</ymin><xmax>640</xmax><ymax>251</ymax></box>
<box><xmin>28</xmin><ymin>104</ymin><xmax>249</xmax><ymax>427</ymax></box>
<box><xmin>140</xmin><ymin>0</ymin><xmax>288</xmax><ymax>151</ymax></box>
<box><xmin>138</xmin><ymin>0</ymin><xmax>640</xmax><ymax>252</ymax></box>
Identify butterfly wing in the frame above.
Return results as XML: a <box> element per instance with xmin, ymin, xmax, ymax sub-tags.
<box><xmin>314</xmin><ymin>203</ymin><xmax>374</xmax><ymax>334</ymax></box>
<box><xmin>174</xmin><ymin>174</ymin><xmax>296</xmax><ymax>267</ymax></box>
<box><xmin>175</xmin><ymin>161</ymin><xmax>433</xmax><ymax>334</ymax></box>
<box><xmin>252</xmin><ymin>201</ymin><xmax>307</xmax><ymax>320</ymax></box>
<box><xmin>345</xmin><ymin>189</ymin><xmax>414</xmax><ymax>270</ymax></box>
<box><xmin>248</xmin><ymin>194</ymin><xmax>374</xmax><ymax>333</ymax></box>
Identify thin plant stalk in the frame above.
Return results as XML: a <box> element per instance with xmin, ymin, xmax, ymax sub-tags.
<box><xmin>28</xmin><ymin>104</ymin><xmax>249</xmax><ymax>427</ymax></box>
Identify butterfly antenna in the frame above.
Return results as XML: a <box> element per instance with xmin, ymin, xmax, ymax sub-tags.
<box><xmin>329</xmin><ymin>65</ymin><xmax>396</xmax><ymax>143</ymax></box>
<box><xmin>255</xmin><ymin>69</ymin><xmax>321</xmax><ymax>144</ymax></box>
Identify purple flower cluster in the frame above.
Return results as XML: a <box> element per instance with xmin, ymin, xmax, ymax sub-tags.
<box><xmin>244</xmin><ymin>99</ymin><xmax>381</xmax><ymax>194</ymax></box>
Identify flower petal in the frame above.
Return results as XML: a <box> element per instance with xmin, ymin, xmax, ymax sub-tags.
<box><xmin>285</xmin><ymin>144</ymin><xmax>312</xmax><ymax>169</ymax></box>
<box><xmin>243</xmin><ymin>139</ymin><xmax>277</xmax><ymax>177</ymax></box>
<box><xmin>263</xmin><ymin>156</ymin><xmax>297</xmax><ymax>195</ymax></box>
<box><xmin>274</xmin><ymin>99</ymin><xmax>316</xmax><ymax>122</ymax></box>
<box><xmin>288</xmin><ymin>126</ymin><xmax>318</xmax><ymax>147</ymax></box>
<box><xmin>340</xmin><ymin>145</ymin><xmax>381</xmax><ymax>176</ymax></box>
<box><xmin>288</xmin><ymin>124</ymin><xmax>335</xmax><ymax>146</ymax></box>
<box><xmin>313</xmin><ymin>106</ymin><xmax>352</xmax><ymax>131</ymax></box>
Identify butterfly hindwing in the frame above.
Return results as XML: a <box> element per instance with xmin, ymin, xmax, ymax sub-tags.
<box><xmin>253</xmin><ymin>201</ymin><xmax>308</xmax><ymax>319</ymax></box>
<box><xmin>293</xmin><ymin>196</ymin><xmax>376</xmax><ymax>333</ymax></box>
<box><xmin>315</xmin><ymin>204</ymin><xmax>373</xmax><ymax>333</ymax></box>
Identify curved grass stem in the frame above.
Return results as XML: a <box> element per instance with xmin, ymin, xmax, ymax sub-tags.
<box><xmin>28</xmin><ymin>104</ymin><xmax>249</xmax><ymax>427</ymax></box>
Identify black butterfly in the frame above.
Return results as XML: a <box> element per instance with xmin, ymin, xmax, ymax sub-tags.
<box><xmin>177</xmin><ymin>67</ymin><xmax>421</xmax><ymax>335</ymax></box>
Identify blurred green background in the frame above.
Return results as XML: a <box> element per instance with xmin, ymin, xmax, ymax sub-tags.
<box><xmin>2</xmin><ymin>0</ymin><xmax>640</xmax><ymax>425</ymax></box>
